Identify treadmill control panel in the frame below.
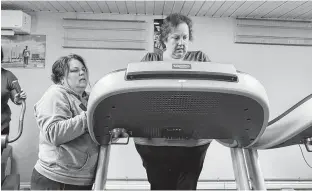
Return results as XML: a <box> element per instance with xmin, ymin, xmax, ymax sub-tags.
<box><xmin>126</xmin><ymin>61</ymin><xmax>238</xmax><ymax>82</ymax></box>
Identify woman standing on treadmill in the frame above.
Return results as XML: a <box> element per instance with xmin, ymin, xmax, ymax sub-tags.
<box><xmin>134</xmin><ymin>13</ymin><xmax>211</xmax><ymax>190</ymax></box>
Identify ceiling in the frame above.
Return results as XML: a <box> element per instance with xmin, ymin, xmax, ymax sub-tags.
<box><xmin>1</xmin><ymin>1</ymin><xmax>312</xmax><ymax>21</ymax></box>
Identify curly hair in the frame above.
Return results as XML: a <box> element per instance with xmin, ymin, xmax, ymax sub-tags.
<box><xmin>51</xmin><ymin>54</ymin><xmax>88</xmax><ymax>84</ymax></box>
<box><xmin>160</xmin><ymin>13</ymin><xmax>193</xmax><ymax>45</ymax></box>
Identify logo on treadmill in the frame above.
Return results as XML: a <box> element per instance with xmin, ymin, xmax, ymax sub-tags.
<box><xmin>172</xmin><ymin>63</ymin><xmax>192</xmax><ymax>69</ymax></box>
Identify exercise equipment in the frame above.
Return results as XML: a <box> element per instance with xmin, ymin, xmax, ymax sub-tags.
<box><xmin>242</xmin><ymin>94</ymin><xmax>312</xmax><ymax>190</ymax></box>
<box><xmin>87</xmin><ymin>61</ymin><xmax>270</xmax><ymax>190</ymax></box>
<box><xmin>250</xmin><ymin>94</ymin><xmax>312</xmax><ymax>150</ymax></box>
<box><xmin>1</xmin><ymin>82</ymin><xmax>26</xmax><ymax>190</ymax></box>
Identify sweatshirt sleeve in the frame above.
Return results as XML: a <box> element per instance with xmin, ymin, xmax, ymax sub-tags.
<box><xmin>34</xmin><ymin>89</ymin><xmax>87</xmax><ymax>146</ymax></box>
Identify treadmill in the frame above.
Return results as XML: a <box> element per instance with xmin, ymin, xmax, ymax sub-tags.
<box><xmin>87</xmin><ymin>61</ymin><xmax>270</xmax><ymax>190</ymax></box>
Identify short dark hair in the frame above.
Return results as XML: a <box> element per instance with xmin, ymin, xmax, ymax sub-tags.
<box><xmin>51</xmin><ymin>54</ymin><xmax>88</xmax><ymax>84</ymax></box>
<box><xmin>160</xmin><ymin>13</ymin><xmax>193</xmax><ymax>44</ymax></box>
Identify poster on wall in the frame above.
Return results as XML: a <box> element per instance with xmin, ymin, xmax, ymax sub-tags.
<box><xmin>154</xmin><ymin>19</ymin><xmax>165</xmax><ymax>53</ymax></box>
<box><xmin>1</xmin><ymin>35</ymin><xmax>46</xmax><ymax>68</ymax></box>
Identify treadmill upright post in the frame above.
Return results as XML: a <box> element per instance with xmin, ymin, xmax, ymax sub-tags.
<box><xmin>94</xmin><ymin>145</ymin><xmax>111</xmax><ymax>190</ymax></box>
<box><xmin>244</xmin><ymin>149</ymin><xmax>267</xmax><ymax>191</ymax></box>
<box><xmin>230</xmin><ymin>148</ymin><xmax>250</xmax><ymax>190</ymax></box>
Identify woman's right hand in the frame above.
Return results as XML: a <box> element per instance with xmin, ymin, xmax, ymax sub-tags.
<box><xmin>14</xmin><ymin>89</ymin><xmax>27</xmax><ymax>104</ymax></box>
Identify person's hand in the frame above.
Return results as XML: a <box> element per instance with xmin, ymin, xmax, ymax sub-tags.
<box><xmin>14</xmin><ymin>89</ymin><xmax>27</xmax><ymax>104</ymax></box>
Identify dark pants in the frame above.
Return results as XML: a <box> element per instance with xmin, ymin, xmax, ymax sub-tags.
<box><xmin>30</xmin><ymin>168</ymin><xmax>93</xmax><ymax>190</ymax></box>
<box><xmin>1</xmin><ymin>126</ymin><xmax>10</xmax><ymax>135</ymax></box>
<box><xmin>135</xmin><ymin>143</ymin><xmax>209</xmax><ymax>190</ymax></box>
<box><xmin>24</xmin><ymin>57</ymin><xmax>29</xmax><ymax>65</ymax></box>
<box><xmin>1</xmin><ymin>125</ymin><xmax>10</xmax><ymax>154</ymax></box>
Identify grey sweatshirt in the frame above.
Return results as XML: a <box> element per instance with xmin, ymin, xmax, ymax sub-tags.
<box><xmin>34</xmin><ymin>85</ymin><xmax>99</xmax><ymax>185</ymax></box>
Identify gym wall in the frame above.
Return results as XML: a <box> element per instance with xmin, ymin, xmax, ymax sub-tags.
<box><xmin>6</xmin><ymin>12</ymin><xmax>312</xmax><ymax>186</ymax></box>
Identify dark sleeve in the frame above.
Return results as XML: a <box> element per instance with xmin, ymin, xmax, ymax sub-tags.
<box><xmin>196</xmin><ymin>51</ymin><xmax>211</xmax><ymax>62</ymax></box>
<box><xmin>141</xmin><ymin>52</ymin><xmax>161</xmax><ymax>61</ymax></box>
<box><xmin>6</xmin><ymin>71</ymin><xmax>18</xmax><ymax>91</ymax></box>
<box><xmin>141</xmin><ymin>53</ymin><xmax>152</xmax><ymax>61</ymax></box>
<box><xmin>185</xmin><ymin>51</ymin><xmax>211</xmax><ymax>62</ymax></box>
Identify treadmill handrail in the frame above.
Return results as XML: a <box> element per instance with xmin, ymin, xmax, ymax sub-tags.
<box><xmin>8</xmin><ymin>100</ymin><xmax>26</xmax><ymax>143</ymax></box>
<box><xmin>249</xmin><ymin>95</ymin><xmax>312</xmax><ymax>149</ymax></box>
<box><xmin>268</xmin><ymin>94</ymin><xmax>312</xmax><ymax>126</ymax></box>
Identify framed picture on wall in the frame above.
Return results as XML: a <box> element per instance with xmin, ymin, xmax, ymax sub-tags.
<box><xmin>1</xmin><ymin>35</ymin><xmax>46</xmax><ymax>68</ymax></box>
<box><xmin>154</xmin><ymin>19</ymin><xmax>165</xmax><ymax>53</ymax></box>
